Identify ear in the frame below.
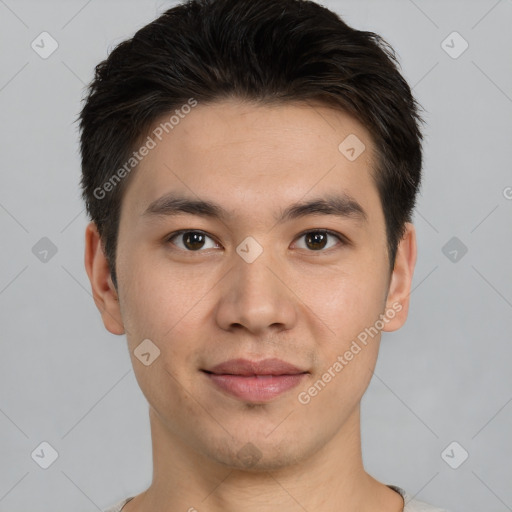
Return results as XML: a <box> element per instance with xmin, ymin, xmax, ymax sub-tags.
<box><xmin>381</xmin><ymin>222</ymin><xmax>417</xmax><ymax>332</ymax></box>
<box><xmin>84</xmin><ymin>221</ymin><xmax>125</xmax><ymax>335</ymax></box>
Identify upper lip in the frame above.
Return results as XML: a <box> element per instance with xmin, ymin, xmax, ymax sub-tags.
<box><xmin>204</xmin><ymin>358</ymin><xmax>308</xmax><ymax>376</ymax></box>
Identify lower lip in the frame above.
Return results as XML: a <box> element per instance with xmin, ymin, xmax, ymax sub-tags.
<box><xmin>204</xmin><ymin>372</ymin><xmax>307</xmax><ymax>402</ymax></box>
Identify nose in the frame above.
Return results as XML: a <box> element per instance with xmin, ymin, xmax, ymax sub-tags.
<box><xmin>214</xmin><ymin>241</ymin><xmax>297</xmax><ymax>336</ymax></box>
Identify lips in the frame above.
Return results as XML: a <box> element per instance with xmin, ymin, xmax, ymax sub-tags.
<box><xmin>206</xmin><ymin>358</ymin><xmax>307</xmax><ymax>376</ymax></box>
<box><xmin>202</xmin><ymin>358</ymin><xmax>308</xmax><ymax>402</ymax></box>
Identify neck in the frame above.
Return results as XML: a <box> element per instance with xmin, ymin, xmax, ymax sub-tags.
<box><xmin>127</xmin><ymin>404</ymin><xmax>402</xmax><ymax>512</ymax></box>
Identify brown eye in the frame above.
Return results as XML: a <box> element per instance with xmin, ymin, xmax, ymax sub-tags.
<box><xmin>167</xmin><ymin>230</ymin><xmax>219</xmax><ymax>251</ymax></box>
<box><xmin>295</xmin><ymin>230</ymin><xmax>343</xmax><ymax>251</ymax></box>
<box><xmin>305</xmin><ymin>231</ymin><xmax>327</xmax><ymax>250</ymax></box>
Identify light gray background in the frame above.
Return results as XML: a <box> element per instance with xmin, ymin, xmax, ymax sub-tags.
<box><xmin>1</xmin><ymin>0</ymin><xmax>511</xmax><ymax>511</ymax></box>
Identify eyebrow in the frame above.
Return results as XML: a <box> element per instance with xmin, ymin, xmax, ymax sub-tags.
<box><xmin>142</xmin><ymin>192</ymin><xmax>368</xmax><ymax>225</ymax></box>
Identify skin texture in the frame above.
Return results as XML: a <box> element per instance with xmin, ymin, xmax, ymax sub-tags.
<box><xmin>85</xmin><ymin>98</ymin><xmax>416</xmax><ymax>512</ymax></box>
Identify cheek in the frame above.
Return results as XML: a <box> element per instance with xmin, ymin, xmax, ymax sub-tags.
<box><xmin>302</xmin><ymin>283</ymin><xmax>384</xmax><ymax>413</ymax></box>
<box><xmin>118</xmin><ymin>246</ymin><xmax>210</xmax><ymax>339</ymax></box>
<box><xmin>118</xmin><ymin>251</ymin><xmax>217</xmax><ymax>402</ymax></box>
<box><xmin>306</xmin><ymin>262</ymin><xmax>387</xmax><ymax>407</ymax></box>
<box><xmin>118</xmin><ymin>256</ymin><xmax>204</xmax><ymax>407</ymax></box>
<box><xmin>304</xmin><ymin>265</ymin><xmax>388</xmax><ymax>344</ymax></box>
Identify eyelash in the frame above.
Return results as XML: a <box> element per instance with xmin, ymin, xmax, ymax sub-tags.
<box><xmin>164</xmin><ymin>229</ymin><xmax>347</xmax><ymax>253</ymax></box>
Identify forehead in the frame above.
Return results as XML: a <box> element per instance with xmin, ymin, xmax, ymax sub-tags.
<box><xmin>121</xmin><ymin>99</ymin><xmax>381</xmax><ymax>225</ymax></box>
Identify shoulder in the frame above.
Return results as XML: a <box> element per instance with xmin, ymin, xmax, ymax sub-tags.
<box><xmin>404</xmin><ymin>497</ymin><xmax>450</xmax><ymax>512</ymax></box>
<box><xmin>388</xmin><ymin>485</ymin><xmax>450</xmax><ymax>512</ymax></box>
<box><xmin>103</xmin><ymin>496</ymin><xmax>135</xmax><ymax>512</ymax></box>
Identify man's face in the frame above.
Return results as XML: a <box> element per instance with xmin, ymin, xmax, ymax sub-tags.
<box><xmin>92</xmin><ymin>99</ymin><xmax>414</xmax><ymax>471</ymax></box>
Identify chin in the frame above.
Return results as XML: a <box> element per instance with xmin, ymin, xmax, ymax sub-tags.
<box><xmin>201</xmin><ymin>431</ymin><xmax>315</xmax><ymax>473</ymax></box>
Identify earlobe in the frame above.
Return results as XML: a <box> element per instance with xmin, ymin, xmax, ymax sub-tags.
<box><xmin>84</xmin><ymin>221</ymin><xmax>125</xmax><ymax>335</ymax></box>
<box><xmin>381</xmin><ymin>222</ymin><xmax>417</xmax><ymax>332</ymax></box>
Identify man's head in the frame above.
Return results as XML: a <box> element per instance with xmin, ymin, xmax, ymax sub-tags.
<box><xmin>81</xmin><ymin>0</ymin><xmax>423</xmax><ymax>474</ymax></box>
<box><xmin>79</xmin><ymin>0</ymin><xmax>424</xmax><ymax>292</ymax></box>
